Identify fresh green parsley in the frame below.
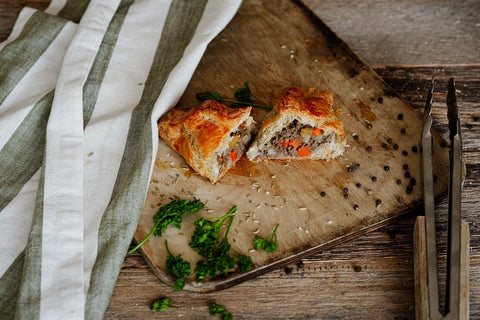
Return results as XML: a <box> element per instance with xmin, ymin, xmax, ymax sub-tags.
<box><xmin>253</xmin><ymin>224</ymin><xmax>280</xmax><ymax>252</ymax></box>
<box><xmin>151</xmin><ymin>297</ymin><xmax>176</xmax><ymax>312</ymax></box>
<box><xmin>209</xmin><ymin>302</ymin><xmax>234</xmax><ymax>320</ymax></box>
<box><xmin>196</xmin><ymin>81</ymin><xmax>272</xmax><ymax>111</ymax></box>
<box><xmin>129</xmin><ymin>199</ymin><xmax>204</xmax><ymax>254</ymax></box>
<box><xmin>189</xmin><ymin>206</ymin><xmax>252</xmax><ymax>282</ymax></box>
<box><xmin>165</xmin><ymin>240</ymin><xmax>191</xmax><ymax>292</ymax></box>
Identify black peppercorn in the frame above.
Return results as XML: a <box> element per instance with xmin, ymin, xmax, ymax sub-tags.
<box><xmin>393</xmin><ymin>144</ymin><xmax>399</xmax><ymax>150</ymax></box>
<box><xmin>400</xmin><ymin>128</ymin><xmax>406</xmax><ymax>134</ymax></box>
<box><xmin>410</xmin><ymin>178</ymin><xmax>416</xmax><ymax>186</ymax></box>
<box><xmin>343</xmin><ymin>193</ymin><xmax>349</xmax><ymax>199</ymax></box>
<box><xmin>356</xmin><ymin>183</ymin><xmax>361</xmax><ymax>188</ymax></box>
<box><xmin>375</xmin><ymin>199</ymin><xmax>382</xmax><ymax>206</ymax></box>
<box><xmin>320</xmin><ymin>191</ymin><xmax>326</xmax><ymax>197</ymax></box>
<box><xmin>378</xmin><ymin>97</ymin><xmax>383</xmax><ymax>103</ymax></box>
<box><xmin>404</xmin><ymin>171</ymin><xmax>411</xmax><ymax>178</ymax></box>
<box><xmin>396</xmin><ymin>179</ymin><xmax>402</xmax><ymax>185</ymax></box>
<box><xmin>366</xmin><ymin>146</ymin><xmax>372</xmax><ymax>153</ymax></box>
<box><xmin>397</xmin><ymin>113</ymin><xmax>404</xmax><ymax>120</ymax></box>
<box><xmin>343</xmin><ymin>187</ymin><xmax>349</xmax><ymax>193</ymax></box>
<box><xmin>402</xmin><ymin>150</ymin><xmax>408</xmax><ymax>156</ymax></box>
<box><xmin>353</xmin><ymin>204</ymin><xmax>359</xmax><ymax>210</ymax></box>
<box><xmin>403</xmin><ymin>164</ymin><xmax>409</xmax><ymax>170</ymax></box>
<box><xmin>384</xmin><ymin>165</ymin><xmax>390</xmax><ymax>171</ymax></box>
<box><xmin>411</xmin><ymin>146</ymin><xmax>418</xmax><ymax>152</ymax></box>
<box><xmin>372</xmin><ymin>176</ymin><xmax>377</xmax><ymax>182</ymax></box>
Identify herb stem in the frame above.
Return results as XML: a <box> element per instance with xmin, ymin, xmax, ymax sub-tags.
<box><xmin>129</xmin><ymin>220</ymin><xmax>161</xmax><ymax>254</ymax></box>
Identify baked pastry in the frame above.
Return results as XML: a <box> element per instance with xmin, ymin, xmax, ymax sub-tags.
<box><xmin>246</xmin><ymin>87</ymin><xmax>345</xmax><ymax>161</ymax></box>
<box><xmin>158</xmin><ymin>100</ymin><xmax>256</xmax><ymax>183</ymax></box>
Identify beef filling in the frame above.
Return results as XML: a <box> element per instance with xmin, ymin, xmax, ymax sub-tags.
<box><xmin>218</xmin><ymin>124</ymin><xmax>253</xmax><ymax>171</ymax></box>
<box><xmin>262</xmin><ymin>119</ymin><xmax>332</xmax><ymax>157</ymax></box>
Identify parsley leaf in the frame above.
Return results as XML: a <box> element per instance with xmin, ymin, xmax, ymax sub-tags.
<box><xmin>253</xmin><ymin>224</ymin><xmax>280</xmax><ymax>252</ymax></box>
<box><xmin>151</xmin><ymin>297</ymin><xmax>176</xmax><ymax>312</ymax></box>
<box><xmin>165</xmin><ymin>240</ymin><xmax>191</xmax><ymax>292</ymax></box>
<box><xmin>237</xmin><ymin>254</ymin><xmax>253</xmax><ymax>273</ymax></box>
<box><xmin>129</xmin><ymin>199</ymin><xmax>204</xmax><ymax>254</ymax></box>
<box><xmin>209</xmin><ymin>302</ymin><xmax>234</xmax><ymax>320</ymax></box>
<box><xmin>190</xmin><ymin>206</ymin><xmax>251</xmax><ymax>282</ymax></box>
<box><xmin>196</xmin><ymin>81</ymin><xmax>272</xmax><ymax>111</ymax></box>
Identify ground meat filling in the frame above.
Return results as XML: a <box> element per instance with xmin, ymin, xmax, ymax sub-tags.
<box><xmin>218</xmin><ymin>123</ymin><xmax>253</xmax><ymax>171</ymax></box>
<box><xmin>262</xmin><ymin>119</ymin><xmax>332</xmax><ymax>158</ymax></box>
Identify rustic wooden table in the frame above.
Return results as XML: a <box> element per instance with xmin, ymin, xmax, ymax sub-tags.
<box><xmin>1</xmin><ymin>0</ymin><xmax>478</xmax><ymax>319</ymax></box>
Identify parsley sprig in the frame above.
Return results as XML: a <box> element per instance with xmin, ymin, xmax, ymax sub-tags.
<box><xmin>129</xmin><ymin>199</ymin><xmax>204</xmax><ymax>254</ymax></box>
<box><xmin>165</xmin><ymin>240</ymin><xmax>191</xmax><ymax>292</ymax></box>
<box><xmin>254</xmin><ymin>224</ymin><xmax>280</xmax><ymax>252</ymax></box>
<box><xmin>151</xmin><ymin>297</ymin><xmax>176</xmax><ymax>312</ymax></box>
<box><xmin>196</xmin><ymin>81</ymin><xmax>272</xmax><ymax>111</ymax></box>
<box><xmin>189</xmin><ymin>206</ymin><xmax>252</xmax><ymax>281</ymax></box>
<box><xmin>209</xmin><ymin>302</ymin><xmax>234</xmax><ymax>320</ymax></box>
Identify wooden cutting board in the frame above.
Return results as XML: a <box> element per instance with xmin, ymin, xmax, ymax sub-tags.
<box><xmin>134</xmin><ymin>0</ymin><xmax>449</xmax><ymax>292</ymax></box>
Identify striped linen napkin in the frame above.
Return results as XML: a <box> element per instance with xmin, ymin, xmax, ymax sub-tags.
<box><xmin>0</xmin><ymin>0</ymin><xmax>240</xmax><ymax>319</ymax></box>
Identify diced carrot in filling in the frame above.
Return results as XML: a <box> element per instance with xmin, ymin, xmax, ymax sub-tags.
<box><xmin>281</xmin><ymin>140</ymin><xmax>289</xmax><ymax>148</ymax></box>
<box><xmin>288</xmin><ymin>137</ymin><xmax>301</xmax><ymax>148</ymax></box>
<box><xmin>297</xmin><ymin>146</ymin><xmax>311</xmax><ymax>157</ymax></box>
<box><xmin>229</xmin><ymin>149</ymin><xmax>237</xmax><ymax>162</ymax></box>
<box><xmin>312</xmin><ymin>127</ymin><xmax>323</xmax><ymax>136</ymax></box>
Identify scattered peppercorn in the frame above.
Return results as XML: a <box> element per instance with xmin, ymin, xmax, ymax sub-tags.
<box><xmin>378</xmin><ymin>97</ymin><xmax>383</xmax><ymax>103</ymax></box>
<box><xmin>375</xmin><ymin>199</ymin><xmax>382</xmax><ymax>206</ymax></box>
<box><xmin>371</xmin><ymin>176</ymin><xmax>377</xmax><ymax>182</ymax></box>
<box><xmin>402</xmin><ymin>150</ymin><xmax>408</xmax><ymax>156</ymax></box>
<box><xmin>410</xmin><ymin>178</ymin><xmax>416</xmax><ymax>186</ymax></box>
<box><xmin>393</xmin><ymin>144</ymin><xmax>399</xmax><ymax>150</ymax></box>
<box><xmin>405</xmin><ymin>171</ymin><xmax>411</xmax><ymax>178</ymax></box>
<box><xmin>400</xmin><ymin>128</ymin><xmax>406</xmax><ymax>134</ymax></box>
<box><xmin>320</xmin><ymin>191</ymin><xmax>326</xmax><ymax>197</ymax></box>
<box><xmin>343</xmin><ymin>187</ymin><xmax>349</xmax><ymax>193</ymax></box>
<box><xmin>403</xmin><ymin>164</ymin><xmax>409</xmax><ymax>170</ymax></box>
<box><xmin>406</xmin><ymin>185</ymin><xmax>413</xmax><ymax>194</ymax></box>
<box><xmin>353</xmin><ymin>163</ymin><xmax>360</xmax><ymax>170</ymax></box>
<box><xmin>411</xmin><ymin>146</ymin><xmax>418</xmax><ymax>152</ymax></box>
<box><xmin>387</xmin><ymin>138</ymin><xmax>393</xmax><ymax>144</ymax></box>
<box><xmin>353</xmin><ymin>204</ymin><xmax>359</xmax><ymax>210</ymax></box>
<box><xmin>382</xmin><ymin>142</ymin><xmax>388</xmax><ymax>149</ymax></box>
<box><xmin>396</xmin><ymin>179</ymin><xmax>402</xmax><ymax>185</ymax></box>
<box><xmin>347</xmin><ymin>166</ymin><xmax>353</xmax><ymax>172</ymax></box>
<box><xmin>356</xmin><ymin>183</ymin><xmax>361</xmax><ymax>188</ymax></box>
<box><xmin>384</xmin><ymin>165</ymin><xmax>390</xmax><ymax>171</ymax></box>
<box><xmin>366</xmin><ymin>146</ymin><xmax>372</xmax><ymax>153</ymax></box>
<box><xmin>343</xmin><ymin>193</ymin><xmax>349</xmax><ymax>199</ymax></box>
<box><xmin>353</xmin><ymin>134</ymin><xmax>359</xmax><ymax>141</ymax></box>
<box><xmin>397</xmin><ymin>113</ymin><xmax>404</xmax><ymax>120</ymax></box>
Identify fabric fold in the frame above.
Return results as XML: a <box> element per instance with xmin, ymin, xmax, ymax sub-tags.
<box><xmin>0</xmin><ymin>0</ymin><xmax>241</xmax><ymax>319</ymax></box>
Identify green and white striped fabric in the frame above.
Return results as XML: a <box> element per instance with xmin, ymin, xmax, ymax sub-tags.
<box><xmin>0</xmin><ymin>0</ymin><xmax>240</xmax><ymax>318</ymax></box>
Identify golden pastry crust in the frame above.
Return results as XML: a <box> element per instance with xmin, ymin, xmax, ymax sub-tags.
<box><xmin>247</xmin><ymin>87</ymin><xmax>346</xmax><ymax>161</ymax></box>
<box><xmin>158</xmin><ymin>100</ymin><xmax>254</xmax><ymax>182</ymax></box>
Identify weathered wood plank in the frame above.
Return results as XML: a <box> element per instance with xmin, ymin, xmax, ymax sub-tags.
<box><xmin>106</xmin><ymin>64</ymin><xmax>480</xmax><ymax>319</ymax></box>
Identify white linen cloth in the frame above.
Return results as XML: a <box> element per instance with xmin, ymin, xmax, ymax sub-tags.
<box><xmin>0</xmin><ymin>0</ymin><xmax>241</xmax><ymax>318</ymax></box>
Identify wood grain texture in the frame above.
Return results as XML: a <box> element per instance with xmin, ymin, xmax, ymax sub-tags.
<box><xmin>134</xmin><ymin>0</ymin><xmax>452</xmax><ymax>292</ymax></box>
<box><xmin>301</xmin><ymin>0</ymin><xmax>480</xmax><ymax>66</ymax></box>
<box><xmin>0</xmin><ymin>0</ymin><xmax>478</xmax><ymax>319</ymax></box>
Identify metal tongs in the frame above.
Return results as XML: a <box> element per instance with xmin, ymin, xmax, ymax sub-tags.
<box><xmin>414</xmin><ymin>78</ymin><xmax>470</xmax><ymax>319</ymax></box>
